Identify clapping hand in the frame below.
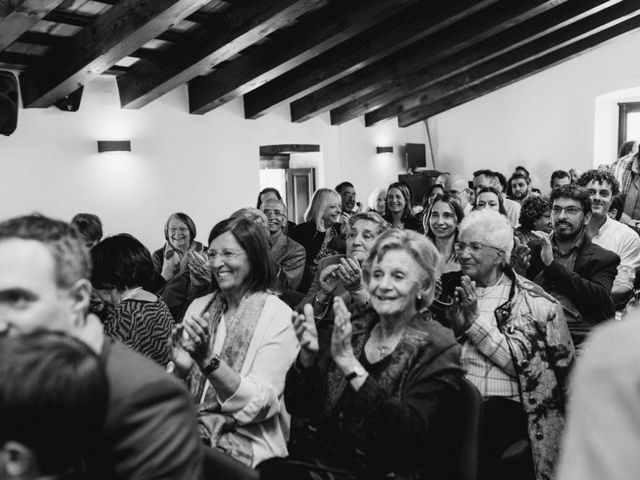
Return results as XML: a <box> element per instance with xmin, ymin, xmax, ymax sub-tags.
<box><xmin>531</xmin><ymin>230</ymin><xmax>554</xmax><ymax>266</ymax></box>
<box><xmin>331</xmin><ymin>297</ymin><xmax>355</xmax><ymax>367</ymax></box>
<box><xmin>292</xmin><ymin>304</ymin><xmax>319</xmax><ymax>368</ymax></box>
<box><xmin>187</xmin><ymin>250</ymin><xmax>210</xmax><ymax>286</ymax></box>
<box><xmin>319</xmin><ymin>264</ymin><xmax>342</xmax><ymax>295</ymax></box>
<box><xmin>511</xmin><ymin>236</ymin><xmax>531</xmax><ymax>275</ymax></box>
<box><xmin>182</xmin><ymin>311</ymin><xmax>212</xmax><ymax>363</ymax></box>
<box><xmin>452</xmin><ymin>275</ymin><xmax>479</xmax><ymax>336</ymax></box>
<box><xmin>337</xmin><ymin>257</ymin><xmax>364</xmax><ymax>292</ymax></box>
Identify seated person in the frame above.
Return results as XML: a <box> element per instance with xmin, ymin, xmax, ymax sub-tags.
<box><xmin>515</xmin><ymin>196</ymin><xmax>552</xmax><ymax>246</ymax></box>
<box><xmin>283</xmin><ymin>229</ymin><xmax>465</xmax><ymax>480</ymax></box>
<box><xmin>0</xmin><ymin>331</ymin><xmax>108</xmax><ymax>480</ymax></box>
<box><xmin>169</xmin><ymin>217</ymin><xmax>298</xmax><ymax>468</ymax></box>
<box><xmin>256</xmin><ymin>187</ymin><xmax>296</xmax><ymax>232</ymax></box>
<box><xmin>91</xmin><ymin>234</ymin><xmax>175</xmax><ymax>366</ymax></box>
<box><xmin>577</xmin><ymin>169</ymin><xmax>640</xmax><ymax>307</ymax></box>
<box><xmin>474</xmin><ymin>186</ymin><xmax>508</xmax><ymax>217</ymax></box>
<box><xmin>299</xmin><ymin>212</ymin><xmax>390</xmax><ymax>329</ymax></box>
<box><xmin>383</xmin><ymin>182</ymin><xmax>420</xmax><ymax>231</ymax></box>
<box><xmin>452</xmin><ymin>209</ymin><xmax>574</xmax><ymax>480</ymax></box>
<box><xmin>526</xmin><ymin>185</ymin><xmax>619</xmax><ymax>349</ymax></box>
<box><xmin>71</xmin><ymin>213</ymin><xmax>103</xmax><ymax>249</ymax></box>
<box><xmin>152</xmin><ymin>212</ymin><xmax>205</xmax><ymax>281</ymax></box>
<box><xmin>260</xmin><ymin>198</ymin><xmax>306</xmax><ymax>291</ymax></box>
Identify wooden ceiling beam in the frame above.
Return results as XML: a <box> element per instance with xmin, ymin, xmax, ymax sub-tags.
<box><xmin>290</xmin><ymin>0</ymin><xmax>569</xmax><ymax>123</ymax></box>
<box><xmin>398</xmin><ymin>7</ymin><xmax>640</xmax><ymax>127</ymax></box>
<box><xmin>20</xmin><ymin>0</ymin><xmax>210</xmax><ymax>108</ymax></box>
<box><xmin>0</xmin><ymin>0</ymin><xmax>66</xmax><ymax>51</ymax></box>
<box><xmin>117</xmin><ymin>0</ymin><xmax>325</xmax><ymax>110</ymax></box>
<box><xmin>358</xmin><ymin>0</ymin><xmax>619</xmax><ymax>126</ymax></box>
<box><xmin>188</xmin><ymin>0</ymin><xmax>423</xmax><ymax>115</ymax></box>
<box><xmin>243</xmin><ymin>0</ymin><xmax>500</xmax><ymax>119</ymax></box>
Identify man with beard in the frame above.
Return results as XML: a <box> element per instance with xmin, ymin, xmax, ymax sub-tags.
<box><xmin>508</xmin><ymin>172</ymin><xmax>531</xmax><ymax>205</ymax></box>
<box><xmin>576</xmin><ymin>169</ymin><xmax>640</xmax><ymax>308</ymax></box>
<box><xmin>526</xmin><ymin>185</ymin><xmax>619</xmax><ymax>349</ymax></box>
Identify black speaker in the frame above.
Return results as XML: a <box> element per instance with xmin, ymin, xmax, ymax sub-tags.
<box><xmin>0</xmin><ymin>71</ymin><xmax>18</xmax><ymax>136</ymax></box>
<box><xmin>55</xmin><ymin>86</ymin><xmax>83</xmax><ymax>112</ymax></box>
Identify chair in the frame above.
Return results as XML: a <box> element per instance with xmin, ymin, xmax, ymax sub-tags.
<box><xmin>201</xmin><ymin>445</ymin><xmax>260</xmax><ymax>480</ymax></box>
<box><xmin>451</xmin><ymin>377</ymin><xmax>483</xmax><ymax>480</ymax></box>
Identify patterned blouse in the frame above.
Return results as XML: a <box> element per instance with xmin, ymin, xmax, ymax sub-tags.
<box><xmin>104</xmin><ymin>297</ymin><xmax>174</xmax><ymax>366</ymax></box>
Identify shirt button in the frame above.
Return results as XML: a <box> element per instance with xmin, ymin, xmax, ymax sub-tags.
<box><xmin>528</xmin><ymin>396</ymin><xmax>536</xmax><ymax>405</ymax></box>
<box><xmin>535</xmin><ymin>431</ymin><xmax>544</xmax><ymax>440</ymax></box>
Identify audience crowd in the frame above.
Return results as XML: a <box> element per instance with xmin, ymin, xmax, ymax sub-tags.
<box><xmin>3</xmin><ymin>152</ymin><xmax>640</xmax><ymax>480</ymax></box>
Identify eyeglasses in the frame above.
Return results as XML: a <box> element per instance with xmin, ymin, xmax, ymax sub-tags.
<box><xmin>168</xmin><ymin>227</ymin><xmax>189</xmax><ymax>234</ymax></box>
<box><xmin>455</xmin><ymin>241</ymin><xmax>503</xmax><ymax>254</ymax></box>
<box><xmin>207</xmin><ymin>249</ymin><xmax>245</xmax><ymax>261</ymax></box>
<box><xmin>262</xmin><ymin>209</ymin><xmax>284</xmax><ymax>218</ymax></box>
<box><xmin>551</xmin><ymin>206</ymin><xmax>583</xmax><ymax>216</ymax></box>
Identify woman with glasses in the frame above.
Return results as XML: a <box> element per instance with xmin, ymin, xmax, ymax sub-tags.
<box><xmin>451</xmin><ymin>209</ymin><xmax>574</xmax><ymax>480</ymax></box>
<box><xmin>152</xmin><ymin>212</ymin><xmax>205</xmax><ymax>281</ymax></box>
<box><xmin>168</xmin><ymin>217</ymin><xmax>299</xmax><ymax>467</ymax></box>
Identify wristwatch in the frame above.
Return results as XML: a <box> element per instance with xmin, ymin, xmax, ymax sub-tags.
<box><xmin>345</xmin><ymin>363</ymin><xmax>366</xmax><ymax>382</ymax></box>
<box><xmin>202</xmin><ymin>355</ymin><xmax>221</xmax><ymax>376</ymax></box>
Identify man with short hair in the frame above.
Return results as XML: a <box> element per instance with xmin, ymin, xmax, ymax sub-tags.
<box><xmin>526</xmin><ymin>185</ymin><xmax>619</xmax><ymax>349</ymax></box>
<box><xmin>71</xmin><ymin>213</ymin><xmax>103</xmax><ymax>249</ymax></box>
<box><xmin>0</xmin><ymin>215</ymin><xmax>202</xmax><ymax>480</ymax></box>
<box><xmin>335</xmin><ymin>181</ymin><xmax>357</xmax><ymax>215</ymax></box>
<box><xmin>0</xmin><ymin>331</ymin><xmax>109</xmax><ymax>480</ymax></box>
<box><xmin>550</xmin><ymin>170</ymin><xmax>571</xmax><ymax>192</ymax></box>
<box><xmin>577</xmin><ymin>169</ymin><xmax>640</xmax><ymax>307</ymax></box>
<box><xmin>508</xmin><ymin>172</ymin><xmax>531</xmax><ymax>205</ymax></box>
<box><xmin>260</xmin><ymin>198</ymin><xmax>306</xmax><ymax>291</ymax></box>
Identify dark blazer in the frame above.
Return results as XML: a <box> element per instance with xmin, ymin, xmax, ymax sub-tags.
<box><xmin>526</xmin><ymin>234</ymin><xmax>619</xmax><ymax>340</ymax></box>
<box><xmin>270</xmin><ymin>231</ymin><xmax>306</xmax><ymax>291</ymax></box>
<box><xmin>91</xmin><ymin>337</ymin><xmax>203</xmax><ymax>480</ymax></box>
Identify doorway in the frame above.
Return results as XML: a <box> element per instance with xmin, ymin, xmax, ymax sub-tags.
<box><xmin>259</xmin><ymin>144</ymin><xmax>320</xmax><ymax>224</ymax></box>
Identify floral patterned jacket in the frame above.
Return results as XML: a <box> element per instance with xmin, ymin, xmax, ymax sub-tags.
<box><xmin>493</xmin><ymin>267</ymin><xmax>575</xmax><ymax>480</ymax></box>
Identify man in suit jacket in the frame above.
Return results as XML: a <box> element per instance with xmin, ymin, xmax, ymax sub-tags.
<box><xmin>526</xmin><ymin>185</ymin><xmax>619</xmax><ymax>349</ymax></box>
<box><xmin>0</xmin><ymin>215</ymin><xmax>202</xmax><ymax>480</ymax></box>
<box><xmin>261</xmin><ymin>198</ymin><xmax>306</xmax><ymax>291</ymax></box>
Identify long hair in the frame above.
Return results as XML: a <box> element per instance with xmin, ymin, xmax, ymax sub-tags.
<box><xmin>475</xmin><ymin>186</ymin><xmax>507</xmax><ymax>216</ymax></box>
<box><xmin>384</xmin><ymin>182</ymin><xmax>416</xmax><ymax>224</ymax></box>
<box><xmin>424</xmin><ymin>193</ymin><xmax>464</xmax><ymax>263</ymax></box>
<box><xmin>304</xmin><ymin>188</ymin><xmax>341</xmax><ymax>231</ymax></box>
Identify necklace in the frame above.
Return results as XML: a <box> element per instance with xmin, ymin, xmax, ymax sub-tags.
<box><xmin>475</xmin><ymin>273</ymin><xmax>505</xmax><ymax>298</ymax></box>
<box><xmin>372</xmin><ymin>324</ymin><xmax>397</xmax><ymax>359</ymax></box>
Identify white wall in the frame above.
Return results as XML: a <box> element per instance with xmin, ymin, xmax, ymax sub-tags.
<box><xmin>428</xmin><ymin>28</ymin><xmax>640</xmax><ymax>192</ymax></box>
<box><xmin>0</xmin><ymin>76</ymin><xmax>426</xmax><ymax>249</ymax></box>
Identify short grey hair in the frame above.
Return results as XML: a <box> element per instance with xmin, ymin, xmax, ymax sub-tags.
<box><xmin>348</xmin><ymin>211</ymin><xmax>391</xmax><ymax>233</ymax></box>
<box><xmin>458</xmin><ymin>209</ymin><xmax>513</xmax><ymax>263</ymax></box>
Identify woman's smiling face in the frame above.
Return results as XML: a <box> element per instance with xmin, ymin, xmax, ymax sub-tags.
<box><xmin>167</xmin><ymin>218</ymin><xmax>191</xmax><ymax>251</ymax></box>
<box><xmin>428</xmin><ymin>200</ymin><xmax>457</xmax><ymax>239</ymax></box>
<box><xmin>207</xmin><ymin>232</ymin><xmax>250</xmax><ymax>295</ymax></box>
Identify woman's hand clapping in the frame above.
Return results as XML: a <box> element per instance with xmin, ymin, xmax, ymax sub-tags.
<box><xmin>292</xmin><ymin>304</ymin><xmax>319</xmax><ymax>368</ymax></box>
<box><xmin>331</xmin><ymin>297</ymin><xmax>355</xmax><ymax>368</ymax></box>
<box><xmin>452</xmin><ymin>275</ymin><xmax>479</xmax><ymax>336</ymax></box>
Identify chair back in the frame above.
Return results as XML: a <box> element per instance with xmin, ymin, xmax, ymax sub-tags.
<box><xmin>452</xmin><ymin>377</ymin><xmax>482</xmax><ymax>480</ymax></box>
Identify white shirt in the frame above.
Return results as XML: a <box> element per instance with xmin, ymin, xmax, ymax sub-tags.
<box><xmin>590</xmin><ymin>216</ymin><xmax>640</xmax><ymax>292</ymax></box>
<box><xmin>185</xmin><ymin>294</ymin><xmax>299</xmax><ymax>467</ymax></box>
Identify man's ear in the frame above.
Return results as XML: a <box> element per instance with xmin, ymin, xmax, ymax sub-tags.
<box><xmin>68</xmin><ymin>279</ymin><xmax>92</xmax><ymax>327</ymax></box>
<box><xmin>583</xmin><ymin>210</ymin><xmax>593</xmax><ymax>225</ymax></box>
<box><xmin>2</xmin><ymin>441</ymin><xmax>38</xmax><ymax>479</ymax></box>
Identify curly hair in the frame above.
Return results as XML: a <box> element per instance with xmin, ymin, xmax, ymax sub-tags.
<box><xmin>576</xmin><ymin>169</ymin><xmax>620</xmax><ymax>197</ymax></box>
<box><xmin>519</xmin><ymin>196</ymin><xmax>551</xmax><ymax>231</ymax></box>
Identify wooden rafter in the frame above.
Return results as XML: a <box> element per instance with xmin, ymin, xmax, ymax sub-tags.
<box><xmin>397</xmin><ymin>7</ymin><xmax>640</xmax><ymax>127</ymax></box>
<box><xmin>187</xmin><ymin>0</ymin><xmax>423</xmax><ymax>115</ymax></box>
<box><xmin>117</xmin><ymin>0</ymin><xmax>326</xmax><ymax>109</ymax></box>
<box><xmin>290</xmin><ymin>0</ymin><xmax>570</xmax><ymax>123</ymax></box>
<box><xmin>242</xmin><ymin>0</ymin><xmax>501</xmax><ymax>119</ymax></box>
<box><xmin>0</xmin><ymin>0</ymin><xmax>66</xmax><ymax>51</ymax></box>
<box><xmin>357</xmin><ymin>0</ymin><xmax>620</xmax><ymax>126</ymax></box>
<box><xmin>20</xmin><ymin>0</ymin><xmax>211</xmax><ymax>108</ymax></box>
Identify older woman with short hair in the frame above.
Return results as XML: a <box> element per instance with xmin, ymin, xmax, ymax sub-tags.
<box><xmin>169</xmin><ymin>217</ymin><xmax>298</xmax><ymax>468</ymax></box>
<box><xmin>451</xmin><ymin>209</ymin><xmax>574</xmax><ymax>480</ymax></box>
<box><xmin>299</xmin><ymin>212</ymin><xmax>390</xmax><ymax>328</ymax></box>
<box><xmin>290</xmin><ymin>188</ymin><xmax>344</xmax><ymax>293</ymax></box>
<box><xmin>153</xmin><ymin>212</ymin><xmax>205</xmax><ymax>281</ymax></box>
<box><xmin>282</xmin><ymin>229</ymin><xmax>465</xmax><ymax>480</ymax></box>
<box><xmin>383</xmin><ymin>182</ymin><xmax>420</xmax><ymax>231</ymax></box>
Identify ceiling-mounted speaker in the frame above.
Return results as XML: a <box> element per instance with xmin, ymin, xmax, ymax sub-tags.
<box><xmin>55</xmin><ymin>86</ymin><xmax>84</xmax><ymax>112</ymax></box>
<box><xmin>0</xmin><ymin>71</ymin><xmax>18</xmax><ymax>136</ymax></box>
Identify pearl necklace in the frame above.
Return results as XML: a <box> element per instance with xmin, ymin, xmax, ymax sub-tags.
<box><xmin>475</xmin><ymin>273</ymin><xmax>505</xmax><ymax>298</ymax></box>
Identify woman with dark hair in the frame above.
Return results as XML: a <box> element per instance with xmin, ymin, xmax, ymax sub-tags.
<box><xmin>515</xmin><ymin>196</ymin><xmax>552</xmax><ymax>245</ymax></box>
<box><xmin>91</xmin><ymin>234</ymin><xmax>175</xmax><ymax>366</ymax></box>
<box><xmin>475</xmin><ymin>186</ymin><xmax>508</xmax><ymax>217</ymax></box>
<box><xmin>169</xmin><ymin>217</ymin><xmax>298</xmax><ymax>468</ymax></box>
<box><xmin>152</xmin><ymin>212</ymin><xmax>205</xmax><ymax>281</ymax></box>
<box><xmin>383</xmin><ymin>182</ymin><xmax>420</xmax><ymax>231</ymax></box>
<box><xmin>421</xmin><ymin>183</ymin><xmax>445</xmax><ymax>213</ymax></box>
<box><xmin>424</xmin><ymin>193</ymin><xmax>464</xmax><ymax>274</ymax></box>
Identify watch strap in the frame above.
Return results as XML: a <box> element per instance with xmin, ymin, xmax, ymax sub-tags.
<box><xmin>202</xmin><ymin>355</ymin><xmax>221</xmax><ymax>376</ymax></box>
<box><xmin>345</xmin><ymin>371</ymin><xmax>358</xmax><ymax>381</ymax></box>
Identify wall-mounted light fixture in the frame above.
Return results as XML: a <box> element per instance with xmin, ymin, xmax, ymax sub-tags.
<box><xmin>97</xmin><ymin>140</ymin><xmax>131</xmax><ymax>153</ymax></box>
<box><xmin>376</xmin><ymin>146</ymin><xmax>393</xmax><ymax>154</ymax></box>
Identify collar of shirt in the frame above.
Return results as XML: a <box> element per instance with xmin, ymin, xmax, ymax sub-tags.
<box><xmin>552</xmin><ymin>229</ymin><xmax>585</xmax><ymax>257</ymax></box>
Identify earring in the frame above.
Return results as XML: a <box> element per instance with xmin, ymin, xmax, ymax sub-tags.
<box><xmin>416</xmin><ymin>293</ymin><xmax>422</xmax><ymax>300</ymax></box>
